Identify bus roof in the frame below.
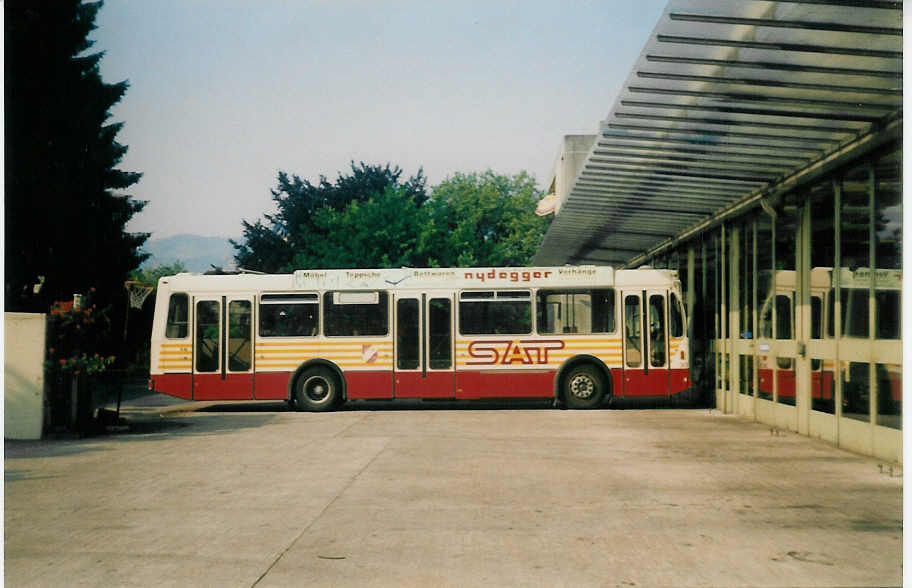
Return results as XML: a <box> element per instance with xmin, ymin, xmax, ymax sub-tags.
<box><xmin>157</xmin><ymin>266</ymin><xmax>680</xmax><ymax>293</ymax></box>
<box><xmin>767</xmin><ymin>268</ymin><xmax>902</xmax><ymax>291</ymax></box>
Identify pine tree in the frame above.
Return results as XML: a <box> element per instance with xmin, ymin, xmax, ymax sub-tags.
<box><xmin>5</xmin><ymin>0</ymin><xmax>148</xmax><ymax>312</ymax></box>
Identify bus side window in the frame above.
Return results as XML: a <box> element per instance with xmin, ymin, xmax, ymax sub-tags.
<box><xmin>259</xmin><ymin>293</ymin><xmax>319</xmax><ymax>337</ymax></box>
<box><xmin>196</xmin><ymin>300</ymin><xmax>220</xmax><ymax>373</ymax></box>
<box><xmin>536</xmin><ymin>290</ymin><xmax>589</xmax><ymax>334</ymax></box>
<box><xmin>875</xmin><ymin>290</ymin><xmax>901</xmax><ymax>339</ymax></box>
<box><xmin>536</xmin><ymin>288</ymin><xmax>615</xmax><ymax>335</ymax></box>
<box><xmin>228</xmin><ymin>300</ymin><xmax>252</xmax><ymax>372</ymax></box>
<box><xmin>459</xmin><ymin>291</ymin><xmax>531</xmax><ymax>335</ymax></box>
<box><xmin>428</xmin><ymin>298</ymin><xmax>452</xmax><ymax>369</ymax></box>
<box><xmin>649</xmin><ymin>294</ymin><xmax>666</xmax><ymax>367</ymax></box>
<box><xmin>324</xmin><ymin>291</ymin><xmax>389</xmax><ymax>337</ymax></box>
<box><xmin>669</xmin><ymin>293</ymin><xmax>684</xmax><ymax>338</ymax></box>
<box><xmin>810</xmin><ymin>296</ymin><xmax>823</xmax><ymax>369</ymax></box>
<box><xmin>166</xmin><ymin>293</ymin><xmax>189</xmax><ymax>339</ymax></box>
<box><xmin>775</xmin><ymin>294</ymin><xmax>793</xmax><ymax>340</ymax></box>
<box><xmin>810</xmin><ymin>296</ymin><xmax>822</xmax><ymax>340</ymax></box>
<box><xmin>591</xmin><ymin>288</ymin><xmax>616</xmax><ymax>333</ymax></box>
<box><xmin>624</xmin><ymin>295</ymin><xmax>641</xmax><ymax>368</ymax></box>
<box><xmin>759</xmin><ymin>296</ymin><xmax>773</xmax><ymax>339</ymax></box>
<box><xmin>841</xmin><ymin>288</ymin><xmax>869</xmax><ymax>338</ymax></box>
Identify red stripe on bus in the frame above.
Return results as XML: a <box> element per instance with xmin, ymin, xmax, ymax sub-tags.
<box><xmin>150</xmin><ymin>373</ymin><xmax>192</xmax><ymax>400</ymax></box>
<box><xmin>151</xmin><ymin>367</ymin><xmax>692</xmax><ymax>403</ymax></box>
<box><xmin>395</xmin><ymin>372</ymin><xmax>455</xmax><ymax>399</ymax></box>
<box><xmin>670</xmin><ymin>368</ymin><xmax>690</xmax><ymax>395</ymax></box>
<box><xmin>194</xmin><ymin>373</ymin><xmax>254</xmax><ymax>401</ymax></box>
<box><xmin>345</xmin><ymin>371</ymin><xmax>394</xmax><ymax>399</ymax></box>
<box><xmin>455</xmin><ymin>370</ymin><xmax>555</xmax><ymax>399</ymax></box>
<box><xmin>611</xmin><ymin>370</ymin><xmax>623</xmax><ymax>398</ymax></box>
<box><xmin>255</xmin><ymin>371</ymin><xmax>291</xmax><ymax>400</ymax></box>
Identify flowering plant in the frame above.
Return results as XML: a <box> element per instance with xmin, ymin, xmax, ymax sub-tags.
<box><xmin>45</xmin><ymin>289</ymin><xmax>116</xmax><ymax>376</ymax></box>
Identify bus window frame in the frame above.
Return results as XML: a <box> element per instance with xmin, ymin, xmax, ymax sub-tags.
<box><xmin>165</xmin><ymin>292</ymin><xmax>190</xmax><ymax>339</ymax></box>
<box><xmin>323</xmin><ymin>290</ymin><xmax>390</xmax><ymax>338</ymax></box>
<box><xmin>258</xmin><ymin>292</ymin><xmax>320</xmax><ymax>338</ymax></box>
<box><xmin>535</xmin><ymin>288</ymin><xmax>617</xmax><ymax>336</ymax></box>
<box><xmin>669</xmin><ymin>292</ymin><xmax>684</xmax><ymax>338</ymax></box>
<box><xmin>458</xmin><ymin>289</ymin><xmax>532</xmax><ymax>336</ymax></box>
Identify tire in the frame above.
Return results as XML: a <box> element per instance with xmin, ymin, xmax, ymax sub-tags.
<box><xmin>563</xmin><ymin>364</ymin><xmax>606</xmax><ymax>410</ymax></box>
<box><xmin>294</xmin><ymin>367</ymin><xmax>339</xmax><ymax>412</ymax></box>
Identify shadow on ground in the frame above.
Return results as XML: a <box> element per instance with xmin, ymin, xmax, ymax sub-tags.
<box><xmin>5</xmin><ymin>412</ymin><xmax>278</xmax><ymax>461</ymax></box>
<box><xmin>5</xmin><ymin>394</ymin><xmax>707</xmax><ymax>461</ymax></box>
<box><xmin>165</xmin><ymin>396</ymin><xmax>704</xmax><ymax>413</ymax></box>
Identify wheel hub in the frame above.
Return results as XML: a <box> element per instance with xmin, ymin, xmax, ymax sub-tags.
<box><xmin>307</xmin><ymin>379</ymin><xmax>328</xmax><ymax>400</ymax></box>
<box><xmin>570</xmin><ymin>374</ymin><xmax>595</xmax><ymax>399</ymax></box>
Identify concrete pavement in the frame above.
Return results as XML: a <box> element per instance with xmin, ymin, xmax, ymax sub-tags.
<box><xmin>5</xmin><ymin>399</ymin><xmax>903</xmax><ymax>587</ymax></box>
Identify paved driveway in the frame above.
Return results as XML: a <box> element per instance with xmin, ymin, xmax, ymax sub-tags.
<box><xmin>5</xmin><ymin>400</ymin><xmax>902</xmax><ymax>587</ymax></box>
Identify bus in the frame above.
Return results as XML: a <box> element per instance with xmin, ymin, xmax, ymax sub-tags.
<box><xmin>149</xmin><ymin>266</ymin><xmax>690</xmax><ymax>410</ymax></box>
<box><xmin>756</xmin><ymin>267</ymin><xmax>901</xmax><ymax>412</ymax></box>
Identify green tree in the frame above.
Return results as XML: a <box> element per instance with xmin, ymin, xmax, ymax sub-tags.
<box><xmin>427</xmin><ymin>170</ymin><xmax>549</xmax><ymax>267</ymax></box>
<box><xmin>232</xmin><ymin>162</ymin><xmax>427</xmax><ymax>272</ymax></box>
<box><xmin>291</xmin><ymin>186</ymin><xmax>435</xmax><ymax>269</ymax></box>
<box><xmin>5</xmin><ymin>0</ymin><xmax>148</xmax><ymax>312</ymax></box>
<box><xmin>129</xmin><ymin>261</ymin><xmax>188</xmax><ymax>289</ymax></box>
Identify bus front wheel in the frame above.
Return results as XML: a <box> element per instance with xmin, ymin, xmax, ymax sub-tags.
<box><xmin>564</xmin><ymin>365</ymin><xmax>605</xmax><ymax>409</ymax></box>
<box><xmin>294</xmin><ymin>368</ymin><xmax>339</xmax><ymax>412</ymax></box>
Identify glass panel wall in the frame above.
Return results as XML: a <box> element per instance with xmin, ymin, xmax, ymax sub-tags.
<box><xmin>810</xmin><ymin>355</ymin><xmax>836</xmax><ymax>414</ymax></box>
<box><xmin>840</xmin><ymin>163</ymin><xmax>872</xmax><ymax>422</ymax></box>
<box><xmin>775</xmin><ymin>195</ymin><xmax>799</xmax><ymax>406</ymax></box>
<box><xmin>756</xmin><ymin>214</ymin><xmax>774</xmax><ymax>401</ymax></box>
<box><xmin>709</xmin><ymin>233</ymin><xmax>722</xmax><ymax>395</ymax></box>
<box><xmin>876</xmin><ymin>363</ymin><xmax>901</xmax><ymax>430</ymax></box>
<box><xmin>739</xmin><ymin>219</ymin><xmax>755</xmax><ymax>398</ymax></box>
<box><xmin>809</xmin><ymin>180</ymin><xmax>836</xmax><ymax>414</ymax></box>
<box><xmin>874</xmin><ymin>148</ymin><xmax>902</xmax><ymax>429</ymax></box>
<box><xmin>721</xmin><ymin>229</ymin><xmax>730</xmax><ymax>393</ymax></box>
<box><xmin>652</xmin><ymin>145</ymin><xmax>899</xmax><ymax>445</ymax></box>
<box><xmin>843</xmin><ymin>361</ymin><xmax>871</xmax><ymax>422</ymax></box>
<box><xmin>841</xmin><ymin>164</ymin><xmax>872</xmax><ymax>340</ymax></box>
<box><xmin>692</xmin><ymin>238</ymin><xmax>714</xmax><ymax>406</ymax></box>
<box><xmin>739</xmin><ymin>220</ymin><xmax>754</xmax><ymax>341</ymax></box>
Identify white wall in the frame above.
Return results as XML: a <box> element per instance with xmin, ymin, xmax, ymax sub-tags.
<box><xmin>5</xmin><ymin>313</ymin><xmax>47</xmax><ymax>439</ymax></box>
<box><xmin>551</xmin><ymin>134</ymin><xmax>596</xmax><ymax>214</ymax></box>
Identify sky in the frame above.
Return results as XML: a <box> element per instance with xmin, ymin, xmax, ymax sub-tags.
<box><xmin>93</xmin><ymin>0</ymin><xmax>670</xmax><ymax>241</ymax></box>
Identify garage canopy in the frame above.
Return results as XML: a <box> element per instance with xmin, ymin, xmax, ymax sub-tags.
<box><xmin>534</xmin><ymin>0</ymin><xmax>902</xmax><ymax>267</ymax></box>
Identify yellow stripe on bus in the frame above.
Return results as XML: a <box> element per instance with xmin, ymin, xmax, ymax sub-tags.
<box><xmin>256</xmin><ymin>350</ymin><xmax>390</xmax><ymax>356</ymax></box>
<box><xmin>255</xmin><ymin>362</ymin><xmax>393</xmax><ymax>369</ymax></box>
<box><xmin>454</xmin><ymin>337</ymin><xmax>621</xmax><ymax>345</ymax></box>
<box><xmin>254</xmin><ymin>347</ymin><xmax>392</xmax><ymax>354</ymax></box>
<box><xmin>256</xmin><ymin>341</ymin><xmax>390</xmax><ymax>347</ymax></box>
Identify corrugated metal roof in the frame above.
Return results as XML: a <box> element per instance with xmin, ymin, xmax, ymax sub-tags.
<box><xmin>534</xmin><ymin>0</ymin><xmax>902</xmax><ymax>267</ymax></box>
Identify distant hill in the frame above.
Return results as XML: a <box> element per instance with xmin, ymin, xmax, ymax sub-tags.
<box><xmin>141</xmin><ymin>234</ymin><xmax>237</xmax><ymax>272</ymax></box>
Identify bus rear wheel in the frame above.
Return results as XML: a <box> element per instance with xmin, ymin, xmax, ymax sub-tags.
<box><xmin>564</xmin><ymin>365</ymin><xmax>605</xmax><ymax>409</ymax></box>
<box><xmin>294</xmin><ymin>367</ymin><xmax>339</xmax><ymax>412</ymax></box>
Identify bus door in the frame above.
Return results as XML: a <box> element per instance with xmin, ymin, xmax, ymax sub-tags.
<box><xmin>394</xmin><ymin>292</ymin><xmax>455</xmax><ymax>398</ymax></box>
<box><xmin>621</xmin><ymin>290</ymin><xmax>670</xmax><ymax>396</ymax></box>
<box><xmin>192</xmin><ymin>295</ymin><xmax>255</xmax><ymax>400</ymax></box>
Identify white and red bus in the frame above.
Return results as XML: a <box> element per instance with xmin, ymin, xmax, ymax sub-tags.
<box><xmin>149</xmin><ymin>266</ymin><xmax>690</xmax><ymax>410</ymax></box>
<box><xmin>757</xmin><ymin>267</ymin><xmax>902</xmax><ymax>410</ymax></box>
